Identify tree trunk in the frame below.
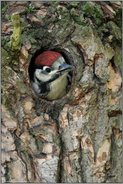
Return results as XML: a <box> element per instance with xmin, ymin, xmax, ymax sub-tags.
<box><xmin>1</xmin><ymin>1</ymin><xmax>122</xmax><ymax>183</ymax></box>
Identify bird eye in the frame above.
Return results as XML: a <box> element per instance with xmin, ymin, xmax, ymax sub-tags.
<box><xmin>43</xmin><ymin>66</ymin><xmax>51</xmax><ymax>73</ymax></box>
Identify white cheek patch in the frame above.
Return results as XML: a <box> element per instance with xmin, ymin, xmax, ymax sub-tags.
<box><xmin>35</xmin><ymin>69</ymin><xmax>48</xmax><ymax>82</ymax></box>
<box><xmin>35</xmin><ymin>69</ymin><xmax>58</xmax><ymax>82</ymax></box>
<box><xmin>35</xmin><ymin>69</ymin><xmax>44</xmax><ymax>80</ymax></box>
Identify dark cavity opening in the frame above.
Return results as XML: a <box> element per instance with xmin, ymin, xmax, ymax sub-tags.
<box><xmin>28</xmin><ymin>47</ymin><xmax>74</xmax><ymax>100</ymax></box>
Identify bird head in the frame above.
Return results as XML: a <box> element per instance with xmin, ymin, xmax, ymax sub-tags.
<box><xmin>34</xmin><ymin>51</ymin><xmax>72</xmax><ymax>82</ymax></box>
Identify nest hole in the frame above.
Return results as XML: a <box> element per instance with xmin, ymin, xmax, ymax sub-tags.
<box><xmin>28</xmin><ymin>46</ymin><xmax>75</xmax><ymax>102</ymax></box>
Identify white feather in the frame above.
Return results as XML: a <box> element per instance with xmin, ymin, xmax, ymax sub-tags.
<box><xmin>46</xmin><ymin>73</ymin><xmax>68</xmax><ymax>100</ymax></box>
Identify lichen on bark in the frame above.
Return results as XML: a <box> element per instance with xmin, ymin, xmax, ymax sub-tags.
<box><xmin>10</xmin><ymin>13</ymin><xmax>21</xmax><ymax>50</ymax></box>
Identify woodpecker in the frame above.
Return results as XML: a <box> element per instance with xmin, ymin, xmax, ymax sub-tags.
<box><xmin>28</xmin><ymin>50</ymin><xmax>73</xmax><ymax>100</ymax></box>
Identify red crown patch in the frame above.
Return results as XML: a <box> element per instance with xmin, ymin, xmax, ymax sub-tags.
<box><xmin>35</xmin><ymin>51</ymin><xmax>61</xmax><ymax>66</ymax></box>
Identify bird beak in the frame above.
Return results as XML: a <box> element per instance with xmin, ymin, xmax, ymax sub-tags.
<box><xmin>57</xmin><ymin>63</ymin><xmax>73</xmax><ymax>74</ymax></box>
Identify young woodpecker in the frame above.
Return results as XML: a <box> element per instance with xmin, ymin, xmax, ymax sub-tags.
<box><xmin>29</xmin><ymin>51</ymin><xmax>73</xmax><ymax>101</ymax></box>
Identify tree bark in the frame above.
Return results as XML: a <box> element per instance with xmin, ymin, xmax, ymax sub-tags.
<box><xmin>1</xmin><ymin>1</ymin><xmax>122</xmax><ymax>183</ymax></box>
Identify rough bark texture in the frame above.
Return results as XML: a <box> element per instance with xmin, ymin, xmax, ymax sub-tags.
<box><xmin>1</xmin><ymin>1</ymin><xmax>122</xmax><ymax>183</ymax></box>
